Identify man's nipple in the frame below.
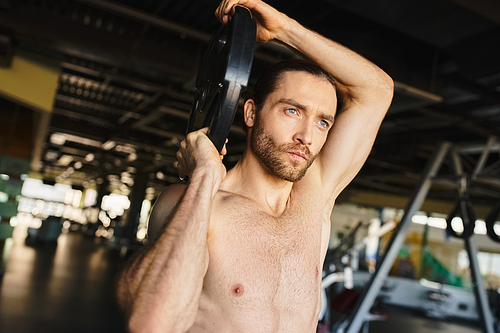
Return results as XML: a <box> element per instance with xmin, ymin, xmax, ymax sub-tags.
<box><xmin>232</xmin><ymin>284</ymin><xmax>245</xmax><ymax>297</ymax></box>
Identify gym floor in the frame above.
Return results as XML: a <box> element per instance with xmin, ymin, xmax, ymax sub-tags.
<box><xmin>0</xmin><ymin>228</ymin><xmax>483</xmax><ymax>333</ymax></box>
<box><xmin>0</xmin><ymin>227</ymin><xmax>126</xmax><ymax>333</ymax></box>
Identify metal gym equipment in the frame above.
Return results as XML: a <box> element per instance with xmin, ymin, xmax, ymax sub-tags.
<box><xmin>187</xmin><ymin>6</ymin><xmax>256</xmax><ymax>153</ymax></box>
<box><xmin>320</xmin><ymin>221</ymin><xmax>396</xmax><ymax>327</ymax></box>
<box><xmin>336</xmin><ymin>138</ymin><xmax>499</xmax><ymax>333</ymax></box>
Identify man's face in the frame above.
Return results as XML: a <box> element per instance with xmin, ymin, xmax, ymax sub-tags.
<box><xmin>249</xmin><ymin>71</ymin><xmax>338</xmax><ymax>182</ymax></box>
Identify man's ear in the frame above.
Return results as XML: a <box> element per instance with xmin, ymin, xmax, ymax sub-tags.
<box><xmin>244</xmin><ymin>99</ymin><xmax>256</xmax><ymax>127</ymax></box>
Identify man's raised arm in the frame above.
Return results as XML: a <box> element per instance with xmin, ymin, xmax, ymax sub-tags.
<box><xmin>217</xmin><ymin>0</ymin><xmax>394</xmax><ymax>199</ymax></box>
<box><xmin>115</xmin><ymin>129</ymin><xmax>226</xmax><ymax>333</ymax></box>
<box><xmin>286</xmin><ymin>19</ymin><xmax>394</xmax><ymax>199</ymax></box>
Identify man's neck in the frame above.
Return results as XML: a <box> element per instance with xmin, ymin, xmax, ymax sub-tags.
<box><xmin>221</xmin><ymin>150</ymin><xmax>294</xmax><ymax>217</ymax></box>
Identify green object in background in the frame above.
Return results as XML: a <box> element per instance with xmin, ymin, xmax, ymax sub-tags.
<box><xmin>421</xmin><ymin>250</ymin><xmax>464</xmax><ymax>288</ymax></box>
<box><xmin>0</xmin><ymin>178</ymin><xmax>23</xmax><ymax>197</ymax></box>
<box><xmin>0</xmin><ymin>222</ymin><xmax>14</xmax><ymax>239</ymax></box>
<box><xmin>0</xmin><ymin>201</ymin><xmax>18</xmax><ymax>218</ymax></box>
<box><xmin>0</xmin><ymin>155</ymin><xmax>30</xmax><ymax>176</ymax></box>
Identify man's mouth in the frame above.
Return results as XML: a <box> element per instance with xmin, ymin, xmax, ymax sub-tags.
<box><xmin>288</xmin><ymin>151</ymin><xmax>307</xmax><ymax>161</ymax></box>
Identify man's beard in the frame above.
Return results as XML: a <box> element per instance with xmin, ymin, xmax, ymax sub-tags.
<box><xmin>250</xmin><ymin>118</ymin><xmax>316</xmax><ymax>182</ymax></box>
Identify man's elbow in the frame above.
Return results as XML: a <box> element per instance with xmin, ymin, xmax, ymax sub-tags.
<box><xmin>380</xmin><ymin>73</ymin><xmax>394</xmax><ymax>97</ymax></box>
<box><xmin>377</xmin><ymin>73</ymin><xmax>394</xmax><ymax>111</ymax></box>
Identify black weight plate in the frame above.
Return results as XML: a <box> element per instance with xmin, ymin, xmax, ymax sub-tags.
<box><xmin>187</xmin><ymin>6</ymin><xmax>256</xmax><ymax>152</ymax></box>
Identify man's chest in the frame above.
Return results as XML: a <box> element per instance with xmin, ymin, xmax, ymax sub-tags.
<box><xmin>203</xmin><ymin>196</ymin><xmax>329</xmax><ymax>312</ymax></box>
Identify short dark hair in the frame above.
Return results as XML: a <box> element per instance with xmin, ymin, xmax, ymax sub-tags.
<box><xmin>251</xmin><ymin>59</ymin><xmax>337</xmax><ymax>112</ymax></box>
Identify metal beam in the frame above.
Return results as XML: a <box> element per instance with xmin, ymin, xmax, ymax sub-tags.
<box><xmin>130</xmin><ymin>109</ymin><xmax>165</xmax><ymax>129</ymax></box>
<box><xmin>351</xmin><ymin>177</ymin><xmax>412</xmax><ymax>195</ymax></box>
<box><xmin>53</xmin><ymin>107</ymin><xmax>113</xmax><ymax>127</ymax></box>
<box><xmin>365</xmin><ymin>156</ymin><xmax>421</xmax><ymax>179</ymax></box>
<box><xmin>458</xmin><ymin>140</ymin><xmax>500</xmax><ymax>154</ymax></box>
<box><xmin>472</xmin><ymin>136</ymin><xmax>498</xmax><ymax>178</ymax></box>
<box><xmin>73</xmin><ymin>0</ymin><xmax>211</xmax><ymax>43</ymax></box>
<box><xmin>415</xmin><ymin>107</ymin><xmax>497</xmax><ymax>138</ymax></box>
<box><xmin>465</xmin><ymin>237</ymin><xmax>496</xmax><ymax>333</ymax></box>
<box><xmin>157</xmin><ymin>105</ymin><xmax>247</xmax><ymax>137</ymax></box>
<box><xmin>55</xmin><ymin>95</ymin><xmax>139</xmax><ymax>118</ymax></box>
<box><xmin>118</xmin><ymin>91</ymin><xmax>164</xmax><ymax>124</ymax></box>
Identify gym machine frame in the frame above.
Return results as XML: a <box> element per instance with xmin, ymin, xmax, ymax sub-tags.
<box><xmin>337</xmin><ymin>138</ymin><xmax>498</xmax><ymax>333</ymax></box>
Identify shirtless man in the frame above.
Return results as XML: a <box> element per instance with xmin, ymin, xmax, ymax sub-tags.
<box><xmin>115</xmin><ymin>1</ymin><xmax>393</xmax><ymax>332</ymax></box>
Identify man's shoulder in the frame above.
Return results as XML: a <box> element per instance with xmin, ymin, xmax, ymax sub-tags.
<box><xmin>157</xmin><ymin>183</ymin><xmax>187</xmax><ymax>205</ymax></box>
<box><xmin>147</xmin><ymin>183</ymin><xmax>187</xmax><ymax>241</ymax></box>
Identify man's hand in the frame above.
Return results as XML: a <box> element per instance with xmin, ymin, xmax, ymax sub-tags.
<box><xmin>177</xmin><ymin>128</ymin><xmax>227</xmax><ymax>187</ymax></box>
<box><xmin>215</xmin><ymin>0</ymin><xmax>289</xmax><ymax>43</ymax></box>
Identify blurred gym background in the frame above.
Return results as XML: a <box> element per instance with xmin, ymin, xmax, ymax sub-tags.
<box><xmin>0</xmin><ymin>0</ymin><xmax>499</xmax><ymax>332</ymax></box>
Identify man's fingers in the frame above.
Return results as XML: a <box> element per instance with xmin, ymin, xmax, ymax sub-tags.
<box><xmin>185</xmin><ymin>128</ymin><xmax>209</xmax><ymax>146</ymax></box>
<box><xmin>216</xmin><ymin>0</ymin><xmax>249</xmax><ymax>24</ymax></box>
<box><xmin>215</xmin><ymin>0</ymin><xmax>231</xmax><ymax>23</ymax></box>
<box><xmin>224</xmin><ymin>0</ymin><xmax>235</xmax><ymax>14</ymax></box>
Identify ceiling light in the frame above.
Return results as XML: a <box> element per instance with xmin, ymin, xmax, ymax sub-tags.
<box><xmin>102</xmin><ymin>140</ymin><xmax>116</xmax><ymax>150</ymax></box>
<box><xmin>128</xmin><ymin>153</ymin><xmax>137</xmax><ymax>161</ymax></box>
<box><xmin>74</xmin><ymin>161</ymin><xmax>83</xmax><ymax>169</ymax></box>
<box><xmin>45</xmin><ymin>151</ymin><xmax>59</xmax><ymax>161</ymax></box>
<box><xmin>57</xmin><ymin>155</ymin><xmax>73</xmax><ymax>167</ymax></box>
<box><xmin>85</xmin><ymin>153</ymin><xmax>94</xmax><ymax>162</ymax></box>
<box><xmin>50</xmin><ymin>133</ymin><xmax>66</xmax><ymax>145</ymax></box>
<box><xmin>51</xmin><ymin>132</ymin><xmax>102</xmax><ymax>148</ymax></box>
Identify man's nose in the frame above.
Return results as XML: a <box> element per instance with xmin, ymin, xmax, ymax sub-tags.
<box><xmin>293</xmin><ymin>122</ymin><xmax>313</xmax><ymax>146</ymax></box>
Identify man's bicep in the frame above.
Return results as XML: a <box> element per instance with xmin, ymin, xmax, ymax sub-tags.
<box><xmin>318</xmin><ymin>102</ymin><xmax>388</xmax><ymax>198</ymax></box>
<box><xmin>146</xmin><ymin>183</ymin><xmax>187</xmax><ymax>241</ymax></box>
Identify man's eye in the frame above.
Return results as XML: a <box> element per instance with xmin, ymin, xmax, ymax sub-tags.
<box><xmin>319</xmin><ymin>120</ymin><xmax>329</xmax><ymax>127</ymax></box>
<box><xmin>287</xmin><ymin>108</ymin><xmax>297</xmax><ymax>115</ymax></box>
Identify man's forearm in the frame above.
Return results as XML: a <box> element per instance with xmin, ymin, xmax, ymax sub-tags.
<box><xmin>117</xmin><ymin>167</ymin><xmax>218</xmax><ymax>333</ymax></box>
